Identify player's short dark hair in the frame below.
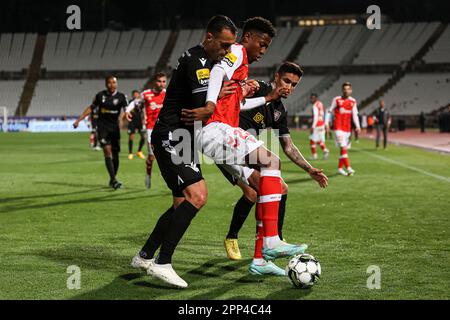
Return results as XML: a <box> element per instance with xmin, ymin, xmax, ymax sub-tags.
<box><xmin>342</xmin><ymin>82</ymin><xmax>352</xmax><ymax>88</ymax></box>
<box><xmin>242</xmin><ymin>16</ymin><xmax>276</xmax><ymax>38</ymax></box>
<box><xmin>276</xmin><ymin>61</ymin><xmax>303</xmax><ymax>78</ymax></box>
<box><xmin>311</xmin><ymin>93</ymin><xmax>318</xmax><ymax>98</ymax></box>
<box><xmin>131</xmin><ymin>89</ymin><xmax>140</xmax><ymax>95</ymax></box>
<box><xmin>151</xmin><ymin>72</ymin><xmax>167</xmax><ymax>82</ymax></box>
<box><xmin>206</xmin><ymin>15</ymin><xmax>237</xmax><ymax>36</ymax></box>
<box><xmin>105</xmin><ymin>75</ymin><xmax>117</xmax><ymax>83</ymax></box>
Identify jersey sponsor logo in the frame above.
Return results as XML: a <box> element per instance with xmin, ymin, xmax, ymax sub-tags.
<box><xmin>196</xmin><ymin>68</ymin><xmax>210</xmax><ymax>85</ymax></box>
<box><xmin>253</xmin><ymin>112</ymin><xmax>264</xmax><ymax>124</ymax></box>
<box><xmin>339</xmin><ymin>107</ymin><xmax>352</xmax><ymax>114</ymax></box>
<box><xmin>224</xmin><ymin>52</ymin><xmax>237</xmax><ymax>67</ymax></box>
<box><xmin>274</xmin><ymin>110</ymin><xmax>282</xmax><ymax>122</ymax></box>
<box><xmin>199</xmin><ymin>58</ymin><xmax>207</xmax><ymax>66</ymax></box>
<box><xmin>100</xmin><ymin>108</ymin><xmax>118</xmax><ymax>114</ymax></box>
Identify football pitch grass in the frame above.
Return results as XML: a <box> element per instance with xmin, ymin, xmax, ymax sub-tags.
<box><xmin>0</xmin><ymin>131</ymin><xmax>449</xmax><ymax>300</ymax></box>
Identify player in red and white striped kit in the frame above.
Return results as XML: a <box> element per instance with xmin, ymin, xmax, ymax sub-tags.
<box><xmin>309</xmin><ymin>93</ymin><xmax>329</xmax><ymax>160</ymax></box>
<box><xmin>126</xmin><ymin>73</ymin><xmax>167</xmax><ymax>188</ymax></box>
<box><xmin>325</xmin><ymin>82</ymin><xmax>361</xmax><ymax>176</ymax></box>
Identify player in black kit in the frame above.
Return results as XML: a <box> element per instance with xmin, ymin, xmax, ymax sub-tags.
<box><xmin>73</xmin><ymin>76</ymin><xmax>128</xmax><ymax>190</ymax></box>
<box><xmin>218</xmin><ymin>62</ymin><xmax>328</xmax><ymax>260</ymax></box>
<box><xmin>130</xmin><ymin>15</ymin><xmax>238</xmax><ymax>288</ymax></box>
<box><xmin>125</xmin><ymin>90</ymin><xmax>146</xmax><ymax>160</ymax></box>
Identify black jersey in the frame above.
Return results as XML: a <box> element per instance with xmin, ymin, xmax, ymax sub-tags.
<box><xmin>155</xmin><ymin>44</ymin><xmax>214</xmax><ymax>134</ymax></box>
<box><xmin>91</xmin><ymin>90</ymin><xmax>128</xmax><ymax>131</ymax></box>
<box><xmin>129</xmin><ymin>98</ymin><xmax>143</xmax><ymax>124</ymax></box>
<box><xmin>239</xmin><ymin>81</ymin><xmax>290</xmax><ymax>137</ymax></box>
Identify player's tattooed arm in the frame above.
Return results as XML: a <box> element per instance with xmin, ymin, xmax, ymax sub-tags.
<box><xmin>280</xmin><ymin>136</ymin><xmax>328</xmax><ymax>188</ymax></box>
<box><xmin>73</xmin><ymin>105</ymin><xmax>94</xmax><ymax>129</ymax></box>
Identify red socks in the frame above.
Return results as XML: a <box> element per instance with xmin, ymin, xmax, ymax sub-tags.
<box><xmin>253</xmin><ymin>202</ymin><xmax>263</xmax><ymax>259</ymax></box>
<box><xmin>339</xmin><ymin>147</ymin><xmax>350</xmax><ymax>168</ymax></box>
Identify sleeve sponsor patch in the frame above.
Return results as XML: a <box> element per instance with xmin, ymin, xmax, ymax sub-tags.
<box><xmin>224</xmin><ymin>52</ymin><xmax>237</xmax><ymax>67</ymax></box>
<box><xmin>196</xmin><ymin>68</ymin><xmax>210</xmax><ymax>85</ymax></box>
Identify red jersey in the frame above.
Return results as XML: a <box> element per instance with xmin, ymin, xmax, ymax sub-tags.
<box><xmin>207</xmin><ymin>43</ymin><xmax>248</xmax><ymax>127</ymax></box>
<box><xmin>141</xmin><ymin>89</ymin><xmax>166</xmax><ymax>129</ymax></box>
<box><xmin>327</xmin><ymin>96</ymin><xmax>360</xmax><ymax>132</ymax></box>
<box><xmin>312</xmin><ymin>100</ymin><xmax>325</xmax><ymax>128</ymax></box>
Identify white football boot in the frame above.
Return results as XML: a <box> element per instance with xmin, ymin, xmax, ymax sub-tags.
<box><xmin>338</xmin><ymin>168</ymin><xmax>347</xmax><ymax>176</ymax></box>
<box><xmin>131</xmin><ymin>253</ymin><xmax>154</xmax><ymax>270</ymax></box>
<box><xmin>347</xmin><ymin>167</ymin><xmax>355</xmax><ymax>176</ymax></box>
<box><xmin>147</xmin><ymin>261</ymin><xmax>188</xmax><ymax>288</ymax></box>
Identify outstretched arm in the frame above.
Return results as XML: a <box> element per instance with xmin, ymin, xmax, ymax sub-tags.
<box><xmin>280</xmin><ymin>136</ymin><xmax>328</xmax><ymax>188</ymax></box>
<box><xmin>73</xmin><ymin>105</ymin><xmax>93</xmax><ymax>128</ymax></box>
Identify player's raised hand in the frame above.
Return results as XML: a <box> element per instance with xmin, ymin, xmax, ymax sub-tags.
<box><xmin>308</xmin><ymin>167</ymin><xmax>329</xmax><ymax>188</ymax></box>
<box><xmin>219</xmin><ymin>81</ymin><xmax>238</xmax><ymax>98</ymax></box>
<box><xmin>265</xmin><ymin>87</ymin><xmax>289</xmax><ymax>102</ymax></box>
<box><xmin>125</xmin><ymin>112</ymin><xmax>133</xmax><ymax>122</ymax></box>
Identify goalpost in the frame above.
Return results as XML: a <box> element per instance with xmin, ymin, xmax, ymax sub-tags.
<box><xmin>0</xmin><ymin>107</ymin><xmax>8</xmax><ymax>133</ymax></box>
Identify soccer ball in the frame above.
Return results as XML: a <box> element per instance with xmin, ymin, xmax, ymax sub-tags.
<box><xmin>286</xmin><ymin>253</ymin><xmax>321</xmax><ymax>289</ymax></box>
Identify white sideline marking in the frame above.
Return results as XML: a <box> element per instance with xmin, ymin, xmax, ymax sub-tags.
<box><xmin>356</xmin><ymin>149</ymin><xmax>450</xmax><ymax>183</ymax></box>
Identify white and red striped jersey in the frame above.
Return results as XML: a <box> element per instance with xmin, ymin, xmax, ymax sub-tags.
<box><xmin>141</xmin><ymin>89</ymin><xmax>166</xmax><ymax>129</ymax></box>
<box><xmin>312</xmin><ymin>100</ymin><xmax>325</xmax><ymax>128</ymax></box>
<box><xmin>326</xmin><ymin>96</ymin><xmax>360</xmax><ymax>132</ymax></box>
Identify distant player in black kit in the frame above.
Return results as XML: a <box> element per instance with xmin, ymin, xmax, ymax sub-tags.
<box><xmin>89</xmin><ymin>104</ymin><xmax>101</xmax><ymax>150</ymax></box>
<box><xmin>125</xmin><ymin>90</ymin><xmax>146</xmax><ymax>160</ymax></box>
<box><xmin>218</xmin><ymin>62</ymin><xmax>328</xmax><ymax>260</ymax></box>
<box><xmin>130</xmin><ymin>15</ymin><xmax>238</xmax><ymax>288</ymax></box>
<box><xmin>73</xmin><ymin>76</ymin><xmax>128</xmax><ymax>190</ymax></box>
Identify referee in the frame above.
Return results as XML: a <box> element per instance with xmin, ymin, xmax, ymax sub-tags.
<box><xmin>73</xmin><ymin>76</ymin><xmax>128</xmax><ymax>189</ymax></box>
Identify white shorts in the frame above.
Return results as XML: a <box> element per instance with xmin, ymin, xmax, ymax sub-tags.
<box><xmin>334</xmin><ymin>130</ymin><xmax>351</xmax><ymax>148</ymax></box>
<box><xmin>217</xmin><ymin>163</ymin><xmax>255</xmax><ymax>185</ymax></box>
<box><xmin>310</xmin><ymin>126</ymin><xmax>326</xmax><ymax>143</ymax></box>
<box><xmin>146</xmin><ymin>128</ymin><xmax>154</xmax><ymax>155</ymax></box>
<box><xmin>199</xmin><ymin>122</ymin><xmax>264</xmax><ymax>165</ymax></box>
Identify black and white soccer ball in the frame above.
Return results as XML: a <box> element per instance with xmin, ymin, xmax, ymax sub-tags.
<box><xmin>286</xmin><ymin>253</ymin><xmax>321</xmax><ymax>289</ymax></box>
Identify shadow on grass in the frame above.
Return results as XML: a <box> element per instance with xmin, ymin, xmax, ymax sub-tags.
<box><xmin>284</xmin><ymin>172</ymin><xmax>339</xmax><ymax>185</ymax></box>
<box><xmin>0</xmin><ymin>189</ymin><xmax>155</xmax><ymax>214</ymax></box>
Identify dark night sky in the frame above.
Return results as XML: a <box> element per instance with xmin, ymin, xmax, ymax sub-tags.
<box><xmin>0</xmin><ymin>0</ymin><xmax>447</xmax><ymax>33</ymax></box>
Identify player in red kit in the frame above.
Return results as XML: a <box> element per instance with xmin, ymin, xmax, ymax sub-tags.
<box><xmin>126</xmin><ymin>72</ymin><xmax>167</xmax><ymax>188</ymax></box>
<box><xmin>325</xmin><ymin>82</ymin><xmax>360</xmax><ymax>176</ymax></box>
<box><xmin>182</xmin><ymin>17</ymin><xmax>324</xmax><ymax>276</ymax></box>
<box><xmin>309</xmin><ymin>93</ymin><xmax>329</xmax><ymax>160</ymax></box>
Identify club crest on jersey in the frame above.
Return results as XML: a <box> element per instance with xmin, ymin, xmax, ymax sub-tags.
<box><xmin>274</xmin><ymin>110</ymin><xmax>282</xmax><ymax>122</ymax></box>
<box><xmin>113</xmin><ymin>98</ymin><xmax>119</xmax><ymax>106</ymax></box>
<box><xmin>102</xmin><ymin>95</ymin><xmax>106</xmax><ymax>103</ymax></box>
<box><xmin>224</xmin><ymin>52</ymin><xmax>237</xmax><ymax>67</ymax></box>
<box><xmin>196</xmin><ymin>68</ymin><xmax>210</xmax><ymax>85</ymax></box>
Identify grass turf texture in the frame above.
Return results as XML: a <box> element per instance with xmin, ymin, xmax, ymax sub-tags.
<box><xmin>0</xmin><ymin>131</ymin><xmax>449</xmax><ymax>300</ymax></box>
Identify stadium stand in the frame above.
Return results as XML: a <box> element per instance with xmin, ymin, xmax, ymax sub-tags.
<box><xmin>363</xmin><ymin>73</ymin><xmax>450</xmax><ymax>115</ymax></box>
<box><xmin>42</xmin><ymin>30</ymin><xmax>170</xmax><ymax>71</ymax></box>
<box><xmin>423</xmin><ymin>25</ymin><xmax>450</xmax><ymax>63</ymax></box>
<box><xmin>0</xmin><ymin>80</ymin><xmax>25</xmax><ymax>111</ymax></box>
<box><xmin>295</xmin><ymin>25</ymin><xmax>365</xmax><ymax>66</ymax></box>
<box><xmin>354</xmin><ymin>22</ymin><xmax>440</xmax><ymax>65</ymax></box>
<box><xmin>167</xmin><ymin>29</ymin><xmax>204</xmax><ymax>68</ymax></box>
<box><xmin>257</xmin><ymin>27</ymin><xmax>303</xmax><ymax>67</ymax></box>
<box><xmin>27</xmin><ymin>78</ymin><xmax>148</xmax><ymax>117</ymax></box>
<box><xmin>0</xmin><ymin>33</ymin><xmax>37</xmax><ymax>71</ymax></box>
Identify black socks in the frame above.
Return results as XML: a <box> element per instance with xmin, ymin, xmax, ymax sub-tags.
<box><xmin>226</xmin><ymin>195</ymin><xmax>255</xmax><ymax>239</ymax></box>
<box><xmin>104</xmin><ymin>157</ymin><xmax>116</xmax><ymax>182</ymax></box>
<box><xmin>140</xmin><ymin>206</ymin><xmax>175</xmax><ymax>259</ymax></box>
<box><xmin>278</xmin><ymin>194</ymin><xmax>287</xmax><ymax>240</ymax></box>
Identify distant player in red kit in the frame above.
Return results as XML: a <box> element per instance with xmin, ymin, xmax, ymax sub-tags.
<box><xmin>309</xmin><ymin>93</ymin><xmax>329</xmax><ymax>160</ymax></box>
<box><xmin>126</xmin><ymin>72</ymin><xmax>167</xmax><ymax>188</ymax></box>
<box><xmin>325</xmin><ymin>82</ymin><xmax>360</xmax><ymax>176</ymax></box>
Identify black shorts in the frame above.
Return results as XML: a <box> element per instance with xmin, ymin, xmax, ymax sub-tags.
<box><xmin>97</xmin><ymin>127</ymin><xmax>120</xmax><ymax>152</ymax></box>
<box><xmin>91</xmin><ymin>118</ymin><xmax>98</xmax><ymax>132</ymax></box>
<box><xmin>127</xmin><ymin>119</ymin><xmax>144</xmax><ymax>134</ymax></box>
<box><xmin>152</xmin><ymin>129</ymin><xmax>203</xmax><ymax>197</ymax></box>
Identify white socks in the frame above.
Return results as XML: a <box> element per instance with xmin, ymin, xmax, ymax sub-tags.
<box><xmin>263</xmin><ymin>235</ymin><xmax>282</xmax><ymax>249</ymax></box>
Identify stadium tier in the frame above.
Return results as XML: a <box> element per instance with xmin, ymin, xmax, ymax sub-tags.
<box><xmin>295</xmin><ymin>25</ymin><xmax>365</xmax><ymax>66</ymax></box>
<box><xmin>42</xmin><ymin>30</ymin><xmax>170</xmax><ymax>71</ymax></box>
<box><xmin>26</xmin><ymin>78</ymin><xmax>148</xmax><ymax>117</ymax></box>
<box><xmin>168</xmin><ymin>29</ymin><xmax>204</xmax><ymax>69</ymax></box>
<box><xmin>0</xmin><ymin>33</ymin><xmax>36</xmax><ymax>71</ymax></box>
<box><xmin>424</xmin><ymin>24</ymin><xmax>450</xmax><ymax>63</ymax></box>
<box><xmin>0</xmin><ymin>80</ymin><xmax>24</xmax><ymax>111</ymax></box>
<box><xmin>353</xmin><ymin>22</ymin><xmax>440</xmax><ymax>65</ymax></box>
<box><xmin>364</xmin><ymin>73</ymin><xmax>450</xmax><ymax>115</ymax></box>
